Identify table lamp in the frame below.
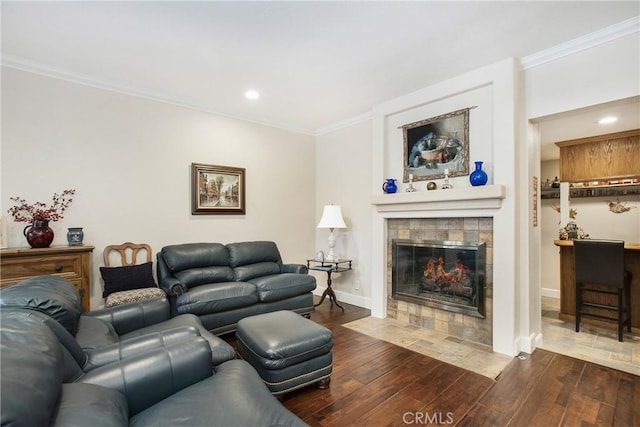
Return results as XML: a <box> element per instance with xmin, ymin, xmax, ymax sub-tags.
<box><xmin>317</xmin><ymin>205</ymin><xmax>347</xmax><ymax>261</ymax></box>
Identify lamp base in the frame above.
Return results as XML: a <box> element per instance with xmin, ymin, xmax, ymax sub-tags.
<box><xmin>326</xmin><ymin>231</ymin><xmax>338</xmax><ymax>261</ymax></box>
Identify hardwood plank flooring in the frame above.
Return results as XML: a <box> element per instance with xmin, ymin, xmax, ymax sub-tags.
<box><xmin>224</xmin><ymin>300</ymin><xmax>640</xmax><ymax>426</ymax></box>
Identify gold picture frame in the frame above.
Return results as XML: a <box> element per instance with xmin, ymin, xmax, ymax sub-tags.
<box><xmin>401</xmin><ymin>107</ymin><xmax>470</xmax><ymax>182</ymax></box>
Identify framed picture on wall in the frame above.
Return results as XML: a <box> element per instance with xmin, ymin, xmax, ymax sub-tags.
<box><xmin>191</xmin><ymin>163</ymin><xmax>246</xmax><ymax>215</ymax></box>
<box><xmin>400</xmin><ymin>107</ymin><xmax>470</xmax><ymax>182</ymax></box>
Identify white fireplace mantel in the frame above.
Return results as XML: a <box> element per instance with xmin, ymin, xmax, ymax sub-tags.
<box><xmin>372</xmin><ymin>184</ymin><xmax>505</xmax><ymax>213</ymax></box>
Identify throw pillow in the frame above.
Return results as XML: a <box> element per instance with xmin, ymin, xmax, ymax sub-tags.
<box><xmin>100</xmin><ymin>262</ymin><xmax>157</xmax><ymax>297</ymax></box>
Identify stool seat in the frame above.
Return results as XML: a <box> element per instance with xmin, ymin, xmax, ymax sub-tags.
<box><xmin>236</xmin><ymin>310</ymin><xmax>333</xmax><ymax>395</ymax></box>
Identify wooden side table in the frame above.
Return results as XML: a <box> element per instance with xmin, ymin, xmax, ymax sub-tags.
<box><xmin>307</xmin><ymin>259</ymin><xmax>352</xmax><ymax>311</ymax></box>
<box><xmin>0</xmin><ymin>245</ymin><xmax>94</xmax><ymax>311</ymax></box>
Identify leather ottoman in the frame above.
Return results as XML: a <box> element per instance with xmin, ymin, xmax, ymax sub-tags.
<box><xmin>235</xmin><ymin>310</ymin><xmax>333</xmax><ymax>396</ymax></box>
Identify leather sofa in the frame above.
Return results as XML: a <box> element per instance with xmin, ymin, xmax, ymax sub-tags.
<box><xmin>0</xmin><ymin>276</ymin><xmax>307</xmax><ymax>426</ymax></box>
<box><xmin>1</xmin><ymin>307</ymin><xmax>307</xmax><ymax>426</ymax></box>
<box><xmin>157</xmin><ymin>241</ymin><xmax>317</xmax><ymax>334</ymax></box>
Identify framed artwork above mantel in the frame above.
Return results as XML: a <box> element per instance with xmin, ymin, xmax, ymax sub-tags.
<box><xmin>191</xmin><ymin>163</ymin><xmax>246</xmax><ymax>215</ymax></box>
<box><xmin>401</xmin><ymin>107</ymin><xmax>471</xmax><ymax>182</ymax></box>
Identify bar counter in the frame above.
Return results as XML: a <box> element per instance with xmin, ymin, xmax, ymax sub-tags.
<box><xmin>554</xmin><ymin>240</ymin><xmax>640</xmax><ymax>331</ymax></box>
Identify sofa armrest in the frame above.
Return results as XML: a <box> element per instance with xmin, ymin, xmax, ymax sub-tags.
<box><xmin>83</xmin><ymin>326</ymin><xmax>201</xmax><ymax>372</ymax></box>
<box><xmin>158</xmin><ymin>276</ymin><xmax>187</xmax><ymax>297</ymax></box>
<box><xmin>78</xmin><ymin>337</ymin><xmax>213</xmax><ymax>416</ymax></box>
<box><xmin>83</xmin><ymin>298</ymin><xmax>171</xmax><ymax>336</ymax></box>
<box><xmin>280</xmin><ymin>263</ymin><xmax>309</xmax><ymax>274</ymax></box>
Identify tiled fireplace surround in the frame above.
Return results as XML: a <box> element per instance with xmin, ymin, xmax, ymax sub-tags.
<box><xmin>386</xmin><ymin>217</ymin><xmax>493</xmax><ymax>346</ymax></box>
<box><xmin>371</xmin><ymin>185</ymin><xmax>505</xmax><ymax>349</ymax></box>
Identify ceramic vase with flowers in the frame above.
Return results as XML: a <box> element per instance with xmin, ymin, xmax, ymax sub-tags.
<box><xmin>7</xmin><ymin>189</ymin><xmax>76</xmax><ymax>248</ymax></box>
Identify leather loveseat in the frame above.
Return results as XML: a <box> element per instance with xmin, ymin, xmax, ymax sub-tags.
<box><xmin>157</xmin><ymin>241</ymin><xmax>316</xmax><ymax>334</ymax></box>
<box><xmin>0</xmin><ymin>307</ymin><xmax>307</xmax><ymax>426</ymax></box>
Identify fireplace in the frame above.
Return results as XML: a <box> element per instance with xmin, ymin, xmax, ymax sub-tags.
<box><xmin>392</xmin><ymin>239</ymin><xmax>486</xmax><ymax>318</ymax></box>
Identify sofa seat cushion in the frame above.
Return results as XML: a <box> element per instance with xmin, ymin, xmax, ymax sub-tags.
<box><xmin>54</xmin><ymin>383</ymin><xmax>128</xmax><ymax>427</ymax></box>
<box><xmin>234</xmin><ymin>262</ymin><xmax>281</xmax><ymax>281</ymax></box>
<box><xmin>129</xmin><ymin>360</ymin><xmax>306</xmax><ymax>427</ymax></box>
<box><xmin>249</xmin><ymin>274</ymin><xmax>317</xmax><ymax>303</ymax></box>
<box><xmin>76</xmin><ymin>316</ymin><xmax>120</xmax><ymax>349</ymax></box>
<box><xmin>175</xmin><ymin>282</ymin><xmax>258</xmax><ymax>315</ymax></box>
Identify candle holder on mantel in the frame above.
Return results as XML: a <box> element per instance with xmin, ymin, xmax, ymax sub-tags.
<box><xmin>441</xmin><ymin>168</ymin><xmax>452</xmax><ymax>190</ymax></box>
<box><xmin>406</xmin><ymin>173</ymin><xmax>416</xmax><ymax>192</ymax></box>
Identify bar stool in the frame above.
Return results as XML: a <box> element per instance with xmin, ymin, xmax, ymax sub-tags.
<box><xmin>574</xmin><ymin>239</ymin><xmax>632</xmax><ymax>342</ymax></box>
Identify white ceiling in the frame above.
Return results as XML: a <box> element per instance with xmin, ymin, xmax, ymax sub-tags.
<box><xmin>1</xmin><ymin>1</ymin><xmax>639</xmax><ymax>142</ymax></box>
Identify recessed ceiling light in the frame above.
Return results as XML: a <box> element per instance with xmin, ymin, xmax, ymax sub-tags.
<box><xmin>245</xmin><ymin>90</ymin><xmax>260</xmax><ymax>100</ymax></box>
<box><xmin>598</xmin><ymin>116</ymin><xmax>618</xmax><ymax>124</ymax></box>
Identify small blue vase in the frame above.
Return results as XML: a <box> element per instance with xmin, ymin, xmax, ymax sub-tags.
<box><xmin>67</xmin><ymin>227</ymin><xmax>84</xmax><ymax>246</ymax></box>
<box><xmin>382</xmin><ymin>178</ymin><xmax>398</xmax><ymax>194</ymax></box>
<box><xmin>469</xmin><ymin>161</ymin><xmax>488</xmax><ymax>186</ymax></box>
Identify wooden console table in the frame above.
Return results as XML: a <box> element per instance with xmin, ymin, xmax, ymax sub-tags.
<box><xmin>307</xmin><ymin>259</ymin><xmax>352</xmax><ymax>311</ymax></box>
<box><xmin>554</xmin><ymin>240</ymin><xmax>640</xmax><ymax>330</ymax></box>
<box><xmin>0</xmin><ymin>245</ymin><xmax>94</xmax><ymax>311</ymax></box>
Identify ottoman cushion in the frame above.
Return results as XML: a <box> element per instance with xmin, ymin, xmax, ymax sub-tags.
<box><xmin>236</xmin><ymin>311</ymin><xmax>332</xmax><ymax>371</ymax></box>
<box><xmin>235</xmin><ymin>310</ymin><xmax>333</xmax><ymax>394</ymax></box>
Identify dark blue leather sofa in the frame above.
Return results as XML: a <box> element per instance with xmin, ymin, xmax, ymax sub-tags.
<box><xmin>0</xmin><ymin>276</ymin><xmax>307</xmax><ymax>426</ymax></box>
<box><xmin>157</xmin><ymin>241</ymin><xmax>316</xmax><ymax>334</ymax></box>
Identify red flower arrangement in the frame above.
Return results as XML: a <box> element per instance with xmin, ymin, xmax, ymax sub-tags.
<box><xmin>7</xmin><ymin>189</ymin><xmax>76</xmax><ymax>223</ymax></box>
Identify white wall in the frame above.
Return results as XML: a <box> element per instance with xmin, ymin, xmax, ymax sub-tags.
<box><xmin>314</xmin><ymin>121</ymin><xmax>372</xmax><ymax>308</ymax></box>
<box><xmin>1</xmin><ymin>67</ymin><xmax>317</xmax><ymax>309</ymax></box>
<box><xmin>540</xmin><ymin>160</ymin><xmax>561</xmax><ymax>296</ymax></box>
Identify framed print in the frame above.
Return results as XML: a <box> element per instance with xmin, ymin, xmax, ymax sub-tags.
<box><xmin>192</xmin><ymin>163</ymin><xmax>246</xmax><ymax>215</ymax></box>
<box><xmin>401</xmin><ymin>107</ymin><xmax>470</xmax><ymax>182</ymax></box>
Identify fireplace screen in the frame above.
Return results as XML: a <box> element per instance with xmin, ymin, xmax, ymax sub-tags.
<box><xmin>392</xmin><ymin>239</ymin><xmax>486</xmax><ymax>318</ymax></box>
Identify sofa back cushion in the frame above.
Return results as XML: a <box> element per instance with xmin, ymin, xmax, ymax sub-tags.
<box><xmin>1</xmin><ymin>309</ymin><xmax>65</xmax><ymax>426</ymax></box>
<box><xmin>174</xmin><ymin>267</ymin><xmax>235</xmax><ymax>288</ymax></box>
<box><xmin>0</xmin><ymin>275</ymin><xmax>83</xmax><ymax>335</ymax></box>
<box><xmin>160</xmin><ymin>243</ymin><xmax>234</xmax><ymax>288</ymax></box>
<box><xmin>161</xmin><ymin>243</ymin><xmax>230</xmax><ymax>271</ymax></box>
<box><xmin>227</xmin><ymin>241</ymin><xmax>283</xmax><ymax>281</ymax></box>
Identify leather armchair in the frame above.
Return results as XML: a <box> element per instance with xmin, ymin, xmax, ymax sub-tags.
<box><xmin>1</xmin><ymin>308</ymin><xmax>307</xmax><ymax>426</ymax></box>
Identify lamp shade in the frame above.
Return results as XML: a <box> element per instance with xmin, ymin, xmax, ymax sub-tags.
<box><xmin>317</xmin><ymin>205</ymin><xmax>347</xmax><ymax>229</ymax></box>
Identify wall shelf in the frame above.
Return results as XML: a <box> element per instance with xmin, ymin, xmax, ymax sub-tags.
<box><xmin>540</xmin><ymin>182</ymin><xmax>640</xmax><ymax>200</ymax></box>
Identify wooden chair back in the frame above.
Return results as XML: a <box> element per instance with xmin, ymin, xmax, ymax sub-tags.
<box><xmin>103</xmin><ymin>242</ymin><xmax>152</xmax><ymax>267</ymax></box>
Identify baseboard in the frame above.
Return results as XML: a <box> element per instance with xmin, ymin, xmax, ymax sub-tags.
<box><xmin>313</xmin><ymin>287</ymin><xmax>371</xmax><ymax>309</ymax></box>
<box><xmin>541</xmin><ymin>288</ymin><xmax>560</xmax><ymax>299</ymax></box>
<box><xmin>515</xmin><ymin>332</ymin><xmax>543</xmax><ymax>355</ymax></box>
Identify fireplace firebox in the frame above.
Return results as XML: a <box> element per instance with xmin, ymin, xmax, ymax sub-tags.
<box><xmin>392</xmin><ymin>239</ymin><xmax>486</xmax><ymax>318</ymax></box>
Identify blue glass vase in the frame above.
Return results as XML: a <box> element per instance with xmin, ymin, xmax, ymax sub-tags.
<box><xmin>469</xmin><ymin>161</ymin><xmax>488</xmax><ymax>186</ymax></box>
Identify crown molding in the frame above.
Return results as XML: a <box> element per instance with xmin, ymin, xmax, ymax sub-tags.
<box><xmin>521</xmin><ymin>16</ymin><xmax>640</xmax><ymax>69</ymax></box>
<box><xmin>2</xmin><ymin>16</ymin><xmax>637</xmax><ymax>136</ymax></box>
<box><xmin>0</xmin><ymin>54</ymin><xmax>316</xmax><ymax>136</ymax></box>
<box><xmin>314</xmin><ymin>112</ymin><xmax>372</xmax><ymax>137</ymax></box>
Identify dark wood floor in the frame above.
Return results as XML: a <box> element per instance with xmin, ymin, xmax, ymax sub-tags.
<box><xmin>234</xmin><ymin>300</ymin><xmax>639</xmax><ymax>426</ymax></box>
